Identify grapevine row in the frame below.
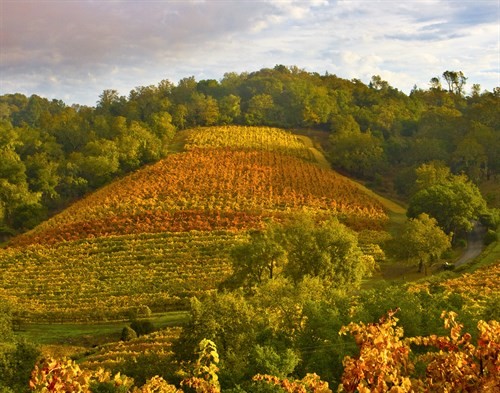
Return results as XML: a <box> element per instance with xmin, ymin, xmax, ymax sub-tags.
<box><xmin>0</xmin><ymin>231</ymin><xmax>245</xmax><ymax>322</ymax></box>
<box><xmin>184</xmin><ymin>125</ymin><xmax>315</xmax><ymax>161</ymax></box>
<box><xmin>13</xmin><ymin>149</ymin><xmax>387</xmax><ymax>247</ymax></box>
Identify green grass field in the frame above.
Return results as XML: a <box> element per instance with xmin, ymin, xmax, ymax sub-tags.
<box><xmin>16</xmin><ymin>311</ymin><xmax>189</xmax><ymax>346</ymax></box>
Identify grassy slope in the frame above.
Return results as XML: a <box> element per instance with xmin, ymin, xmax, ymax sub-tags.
<box><xmin>17</xmin><ymin>311</ymin><xmax>188</xmax><ymax>346</ymax></box>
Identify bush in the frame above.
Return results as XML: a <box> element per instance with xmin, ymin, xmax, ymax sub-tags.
<box><xmin>130</xmin><ymin>320</ymin><xmax>155</xmax><ymax>336</ymax></box>
<box><xmin>484</xmin><ymin>229</ymin><xmax>498</xmax><ymax>245</ymax></box>
<box><xmin>121</xmin><ymin>326</ymin><xmax>137</xmax><ymax>342</ymax></box>
<box><xmin>480</xmin><ymin>210</ymin><xmax>500</xmax><ymax>229</ymax></box>
<box><xmin>137</xmin><ymin>305</ymin><xmax>152</xmax><ymax>318</ymax></box>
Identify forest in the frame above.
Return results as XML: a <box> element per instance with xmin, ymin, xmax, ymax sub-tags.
<box><xmin>0</xmin><ymin>67</ymin><xmax>499</xmax><ymax>392</ymax></box>
<box><xmin>1</xmin><ymin>66</ymin><xmax>498</xmax><ymax>235</ymax></box>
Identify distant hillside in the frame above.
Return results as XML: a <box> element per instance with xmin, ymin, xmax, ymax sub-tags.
<box><xmin>1</xmin><ymin>126</ymin><xmax>389</xmax><ymax>322</ymax></box>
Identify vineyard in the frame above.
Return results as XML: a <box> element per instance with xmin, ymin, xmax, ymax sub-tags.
<box><xmin>1</xmin><ymin>126</ymin><xmax>389</xmax><ymax>322</ymax></box>
<box><xmin>409</xmin><ymin>261</ymin><xmax>500</xmax><ymax>312</ymax></box>
<box><xmin>184</xmin><ymin>125</ymin><xmax>315</xmax><ymax>161</ymax></box>
<box><xmin>0</xmin><ymin>231</ymin><xmax>244</xmax><ymax>322</ymax></box>
<box><xmin>80</xmin><ymin>327</ymin><xmax>181</xmax><ymax>373</ymax></box>
<box><xmin>12</xmin><ymin>148</ymin><xmax>387</xmax><ymax>247</ymax></box>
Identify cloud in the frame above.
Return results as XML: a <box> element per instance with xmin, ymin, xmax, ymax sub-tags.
<box><xmin>0</xmin><ymin>0</ymin><xmax>498</xmax><ymax>105</ymax></box>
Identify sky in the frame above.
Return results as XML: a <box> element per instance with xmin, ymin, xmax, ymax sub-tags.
<box><xmin>1</xmin><ymin>0</ymin><xmax>499</xmax><ymax>106</ymax></box>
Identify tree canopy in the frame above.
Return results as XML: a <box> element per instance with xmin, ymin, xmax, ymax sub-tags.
<box><xmin>392</xmin><ymin>213</ymin><xmax>452</xmax><ymax>274</ymax></box>
<box><xmin>408</xmin><ymin>164</ymin><xmax>487</xmax><ymax>235</ymax></box>
<box><xmin>0</xmin><ymin>67</ymin><xmax>497</xmax><ymax>235</ymax></box>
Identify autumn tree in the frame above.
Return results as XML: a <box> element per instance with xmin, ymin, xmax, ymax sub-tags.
<box><xmin>339</xmin><ymin>310</ymin><xmax>500</xmax><ymax>392</ymax></box>
<box><xmin>338</xmin><ymin>309</ymin><xmax>413</xmax><ymax>392</ymax></box>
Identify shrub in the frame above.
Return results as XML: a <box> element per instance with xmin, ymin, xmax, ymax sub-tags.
<box><xmin>484</xmin><ymin>229</ymin><xmax>498</xmax><ymax>245</ymax></box>
<box><xmin>480</xmin><ymin>209</ymin><xmax>500</xmax><ymax>229</ymax></box>
<box><xmin>130</xmin><ymin>320</ymin><xmax>155</xmax><ymax>336</ymax></box>
<box><xmin>121</xmin><ymin>326</ymin><xmax>137</xmax><ymax>342</ymax></box>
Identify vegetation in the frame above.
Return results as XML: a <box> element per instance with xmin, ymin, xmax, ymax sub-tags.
<box><xmin>0</xmin><ymin>67</ymin><xmax>498</xmax><ymax>391</ymax></box>
<box><xmin>0</xmin><ymin>231</ymin><xmax>242</xmax><ymax>321</ymax></box>
<box><xmin>391</xmin><ymin>213</ymin><xmax>451</xmax><ymax>274</ymax></box>
<box><xmin>0</xmin><ymin>126</ymin><xmax>388</xmax><ymax>322</ymax></box>
<box><xmin>1</xmin><ymin>67</ymin><xmax>498</xmax><ymax>236</ymax></box>
<box><xmin>408</xmin><ymin>162</ymin><xmax>488</xmax><ymax>237</ymax></box>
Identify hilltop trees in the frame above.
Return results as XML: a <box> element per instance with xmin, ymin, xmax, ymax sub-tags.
<box><xmin>442</xmin><ymin>70</ymin><xmax>468</xmax><ymax>95</ymax></box>
<box><xmin>328</xmin><ymin>124</ymin><xmax>386</xmax><ymax>179</ymax></box>
<box><xmin>1</xmin><ymin>67</ymin><xmax>498</xmax><ymax>234</ymax></box>
<box><xmin>0</xmin><ymin>120</ymin><xmax>41</xmax><ymax>230</ymax></box>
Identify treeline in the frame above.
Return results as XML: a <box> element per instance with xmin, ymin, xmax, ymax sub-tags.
<box><xmin>1</xmin><ymin>66</ymin><xmax>499</xmax><ymax>234</ymax></box>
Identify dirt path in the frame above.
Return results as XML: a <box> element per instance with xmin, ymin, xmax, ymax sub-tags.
<box><xmin>455</xmin><ymin>221</ymin><xmax>487</xmax><ymax>266</ymax></box>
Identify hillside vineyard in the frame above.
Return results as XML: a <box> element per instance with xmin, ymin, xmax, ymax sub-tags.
<box><xmin>0</xmin><ymin>126</ymin><xmax>387</xmax><ymax>322</ymax></box>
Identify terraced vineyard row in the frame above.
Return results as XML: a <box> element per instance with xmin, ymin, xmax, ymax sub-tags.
<box><xmin>440</xmin><ymin>262</ymin><xmax>500</xmax><ymax>308</ymax></box>
<box><xmin>0</xmin><ymin>231</ymin><xmax>245</xmax><ymax>322</ymax></box>
<box><xmin>13</xmin><ymin>149</ymin><xmax>387</xmax><ymax>247</ymax></box>
<box><xmin>184</xmin><ymin>125</ymin><xmax>315</xmax><ymax>161</ymax></box>
<box><xmin>81</xmin><ymin>327</ymin><xmax>181</xmax><ymax>372</ymax></box>
<box><xmin>408</xmin><ymin>261</ymin><xmax>500</xmax><ymax>314</ymax></box>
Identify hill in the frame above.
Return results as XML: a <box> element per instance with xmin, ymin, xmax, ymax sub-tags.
<box><xmin>0</xmin><ymin>126</ymin><xmax>389</xmax><ymax>322</ymax></box>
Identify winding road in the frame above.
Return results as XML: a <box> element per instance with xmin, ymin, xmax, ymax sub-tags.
<box><xmin>455</xmin><ymin>221</ymin><xmax>487</xmax><ymax>267</ymax></box>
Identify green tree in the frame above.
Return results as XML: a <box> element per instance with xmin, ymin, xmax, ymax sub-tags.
<box><xmin>414</xmin><ymin>161</ymin><xmax>452</xmax><ymax>191</ymax></box>
<box><xmin>452</xmin><ymin>137</ymin><xmax>487</xmax><ymax>182</ymax></box>
<box><xmin>393</xmin><ymin>213</ymin><xmax>451</xmax><ymax>274</ymax></box>
<box><xmin>223</xmin><ymin>228</ymin><xmax>286</xmax><ymax>290</ymax></box>
<box><xmin>218</xmin><ymin>94</ymin><xmax>241</xmax><ymax>124</ymax></box>
<box><xmin>0</xmin><ymin>121</ymin><xmax>40</xmax><ymax>228</ymax></box>
<box><xmin>172</xmin><ymin>104</ymin><xmax>188</xmax><ymax>129</ymax></box>
<box><xmin>25</xmin><ymin>152</ymin><xmax>60</xmax><ymax>202</ymax></box>
<box><xmin>76</xmin><ymin>139</ymin><xmax>120</xmax><ymax>188</ymax></box>
<box><xmin>0</xmin><ymin>304</ymin><xmax>40</xmax><ymax>393</ymax></box>
<box><xmin>328</xmin><ymin>125</ymin><xmax>386</xmax><ymax>179</ymax></box>
<box><xmin>408</xmin><ymin>168</ymin><xmax>487</xmax><ymax>236</ymax></box>
<box><xmin>174</xmin><ymin>293</ymin><xmax>261</xmax><ymax>387</ymax></box>
<box><xmin>408</xmin><ymin>181</ymin><xmax>486</xmax><ymax>236</ymax></box>
<box><xmin>149</xmin><ymin>112</ymin><xmax>176</xmax><ymax>143</ymax></box>
<box><xmin>250</xmin><ymin>345</ymin><xmax>299</xmax><ymax>379</ymax></box>
<box><xmin>296</xmin><ymin>296</ymin><xmax>355</xmax><ymax>385</ymax></box>
<box><xmin>416</xmin><ymin>106</ymin><xmax>463</xmax><ymax>154</ymax></box>
<box><xmin>442</xmin><ymin>70</ymin><xmax>467</xmax><ymax>95</ymax></box>
<box><xmin>280</xmin><ymin>215</ymin><xmax>374</xmax><ymax>288</ymax></box>
<box><xmin>189</xmin><ymin>93</ymin><xmax>220</xmax><ymax>126</ymax></box>
<box><xmin>244</xmin><ymin>94</ymin><xmax>275</xmax><ymax>125</ymax></box>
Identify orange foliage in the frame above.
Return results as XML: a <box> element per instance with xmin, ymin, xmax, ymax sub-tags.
<box><xmin>13</xmin><ymin>149</ymin><xmax>386</xmax><ymax>247</ymax></box>
<box><xmin>339</xmin><ymin>310</ymin><xmax>500</xmax><ymax>392</ymax></box>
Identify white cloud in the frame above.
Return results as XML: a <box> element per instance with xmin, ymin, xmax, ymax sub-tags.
<box><xmin>0</xmin><ymin>0</ymin><xmax>498</xmax><ymax>105</ymax></box>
